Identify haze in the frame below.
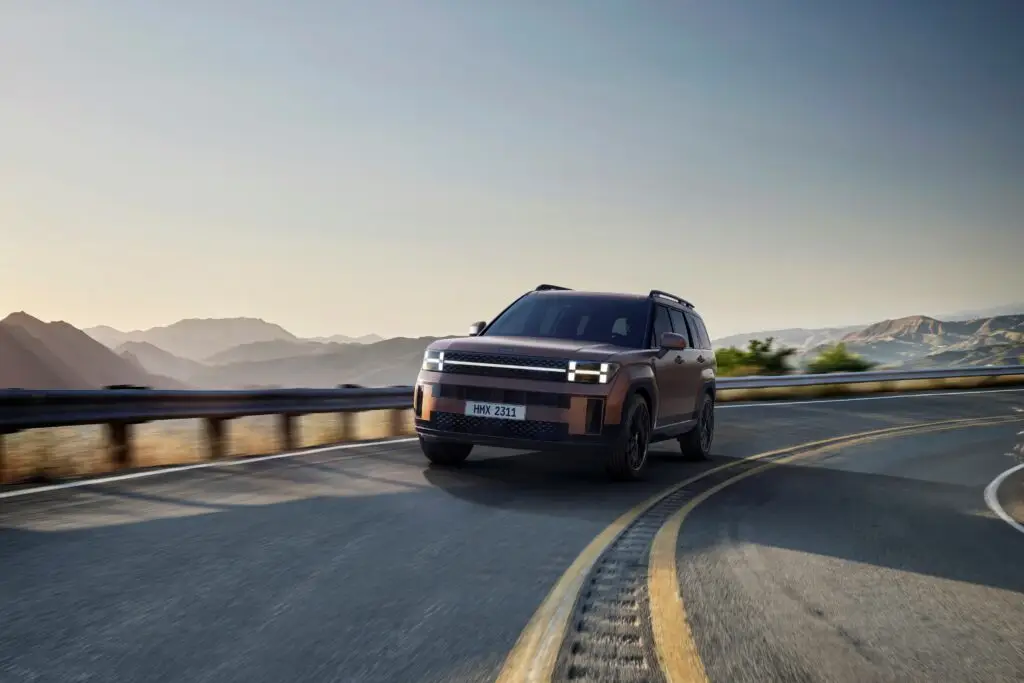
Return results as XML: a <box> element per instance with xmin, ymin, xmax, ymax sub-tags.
<box><xmin>2</xmin><ymin>1</ymin><xmax>1021</xmax><ymax>339</ymax></box>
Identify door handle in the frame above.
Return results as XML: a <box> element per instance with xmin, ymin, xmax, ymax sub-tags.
<box><xmin>674</xmin><ymin>355</ymin><xmax>684</xmax><ymax>364</ymax></box>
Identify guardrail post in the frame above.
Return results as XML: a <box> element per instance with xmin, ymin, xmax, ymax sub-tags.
<box><xmin>279</xmin><ymin>414</ymin><xmax>296</xmax><ymax>451</ymax></box>
<box><xmin>106</xmin><ymin>422</ymin><xmax>133</xmax><ymax>468</ymax></box>
<box><xmin>339</xmin><ymin>412</ymin><xmax>356</xmax><ymax>442</ymax></box>
<box><xmin>205</xmin><ymin>418</ymin><xmax>226</xmax><ymax>460</ymax></box>
<box><xmin>389</xmin><ymin>408</ymin><xmax>407</xmax><ymax>437</ymax></box>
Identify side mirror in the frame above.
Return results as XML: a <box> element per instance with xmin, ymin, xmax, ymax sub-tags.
<box><xmin>468</xmin><ymin>321</ymin><xmax>487</xmax><ymax>336</ymax></box>
<box><xmin>660</xmin><ymin>331</ymin><xmax>688</xmax><ymax>350</ymax></box>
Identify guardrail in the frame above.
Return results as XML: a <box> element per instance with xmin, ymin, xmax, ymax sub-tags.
<box><xmin>1</xmin><ymin>366</ymin><xmax>1022</xmax><ymax>483</ymax></box>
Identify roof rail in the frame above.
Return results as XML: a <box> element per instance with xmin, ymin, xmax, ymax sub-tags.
<box><xmin>649</xmin><ymin>289</ymin><xmax>694</xmax><ymax>308</ymax></box>
<box><xmin>534</xmin><ymin>284</ymin><xmax>572</xmax><ymax>291</ymax></box>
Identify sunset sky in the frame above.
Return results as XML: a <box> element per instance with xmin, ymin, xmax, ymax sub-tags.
<box><xmin>2</xmin><ymin>1</ymin><xmax>1021</xmax><ymax>339</ymax></box>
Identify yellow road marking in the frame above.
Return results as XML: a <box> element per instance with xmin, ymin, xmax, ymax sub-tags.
<box><xmin>649</xmin><ymin>415</ymin><xmax>1022</xmax><ymax>683</ymax></box>
<box><xmin>493</xmin><ymin>416</ymin><xmax>1008</xmax><ymax>683</ymax></box>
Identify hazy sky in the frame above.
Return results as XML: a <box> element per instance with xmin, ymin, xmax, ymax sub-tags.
<box><xmin>2</xmin><ymin>1</ymin><xmax>1021</xmax><ymax>339</ymax></box>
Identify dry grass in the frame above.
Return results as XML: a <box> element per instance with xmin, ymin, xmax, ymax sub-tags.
<box><xmin>0</xmin><ymin>409</ymin><xmax>415</xmax><ymax>484</ymax></box>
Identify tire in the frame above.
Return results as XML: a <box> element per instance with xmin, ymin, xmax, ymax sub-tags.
<box><xmin>420</xmin><ymin>437</ymin><xmax>473</xmax><ymax>466</ymax></box>
<box><xmin>604</xmin><ymin>393</ymin><xmax>652</xmax><ymax>481</ymax></box>
<box><xmin>679</xmin><ymin>392</ymin><xmax>714</xmax><ymax>461</ymax></box>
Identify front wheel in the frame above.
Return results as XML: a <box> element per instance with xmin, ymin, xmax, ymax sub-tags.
<box><xmin>420</xmin><ymin>437</ymin><xmax>473</xmax><ymax>466</ymax></box>
<box><xmin>679</xmin><ymin>393</ymin><xmax>714</xmax><ymax>461</ymax></box>
<box><xmin>604</xmin><ymin>394</ymin><xmax>652</xmax><ymax>481</ymax></box>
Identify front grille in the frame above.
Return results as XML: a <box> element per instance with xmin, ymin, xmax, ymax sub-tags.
<box><xmin>442</xmin><ymin>351</ymin><xmax>569</xmax><ymax>382</ymax></box>
<box><xmin>434</xmin><ymin>384</ymin><xmax>571</xmax><ymax>409</ymax></box>
<box><xmin>428</xmin><ymin>411</ymin><xmax>569</xmax><ymax>442</ymax></box>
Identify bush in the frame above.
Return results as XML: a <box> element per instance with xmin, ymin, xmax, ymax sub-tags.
<box><xmin>806</xmin><ymin>343</ymin><xmax>876</xmax><ymax>373</ymax></box>
<box><xmin>715</xmin><ymin>337</ymin><xmax>796</xmax><ymax>377</ymax></box>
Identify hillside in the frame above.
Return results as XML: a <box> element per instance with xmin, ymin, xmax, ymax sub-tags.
<box><xmin>0</xmin><ymin>313</ymin><xmax>183</xmax><ymax>389</ymax></box>
<box><xmin>805</xmin><ymin>314</ymin><xmax>1024</xmax><ymax>368</ymax></box>
<box><xmin>204</xmin><ymin>339</ymin><xmax>344</xmax><ymax>365</ymax></box>
<box><xmin>187</xmin><ymin>337</ymin><xmax>439</xmax><ymax>389</ymax></box>
<box><xmin>85</xmin><ymin>317</ymin><xmax>300</xmax><ymax>361</ymax></box>
<box><xmin>116</xmin><ymin>341</ymin><xmax>207</xmax><ymax>383</ymax></box>
<box><xmin>712</xmin><ymin>325</ymin><xmax>863</xmax><ymax>352</ymax></box>
<box><xmin>308</xmin><ymin>333</ymin><xmax>384</xmax><ymax>345</ymax></box>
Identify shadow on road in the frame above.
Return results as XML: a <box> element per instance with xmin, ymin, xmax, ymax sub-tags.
<box><xmin>677</xmin><ymin>459</ymin><xmax>1024</xmax><ymax>596</ymax></box>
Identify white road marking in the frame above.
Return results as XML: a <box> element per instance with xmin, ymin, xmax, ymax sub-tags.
<box><xmin>2</xmin><ymin>386</ymin><xmax>1022</xmax><ymax>501</ymax></box>
<box><xmin>720</xmin><ymin>386</ymin><xmax>1024</xmax><ymax>409</ymax></box>
<box><xmin>984</xmin><ymin>463</ymin><xmax>1024</xmax><ymax>535</ymax></box>
<box><xmin>0</xmin><ymin>437</ymin><xmax>418</xmax><ymax>500</ymax></box>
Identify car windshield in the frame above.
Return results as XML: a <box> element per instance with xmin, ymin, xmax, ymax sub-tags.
<box><xmin>482</xmin><ymin>293</ymin><xmax>649</xmax><ymax>348</ymax></box>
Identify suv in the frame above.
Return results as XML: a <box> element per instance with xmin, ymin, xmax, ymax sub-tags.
<box><xmin>412</xmin><ymin>285</ymin><xmax>717</xmax><ymax>480</ymax></box>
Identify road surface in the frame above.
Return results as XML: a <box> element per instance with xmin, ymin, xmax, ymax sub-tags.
<box><xmin>2</xmin><ymin>389</ymin><xmax>1023</xmax><ymax>683</ymax></box>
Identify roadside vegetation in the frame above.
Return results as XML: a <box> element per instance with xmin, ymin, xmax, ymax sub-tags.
<box><xmin>805</xmin><ymin>342</ymin><xmax>877</xmax><ymax>373</ymax></box>
<box><xmin>714</xmin><ymin>338</ymin><xmax>796</xmax><ymax>377</ymax></box>
<box><xmin>714</xmin><ymin>338</ymin><xmax>876</xmax><ymax>376</ymax></box>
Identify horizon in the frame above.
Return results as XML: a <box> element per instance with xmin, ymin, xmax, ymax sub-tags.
<box><xmin>3</xmin><ymin>2</ymin><xmax>1022</xmax><ymax>339</ymax></box>
<box><xmin>5</xmin><ymin>300</ymin><xmax>1023</xmax><ymax>345</ymax></box>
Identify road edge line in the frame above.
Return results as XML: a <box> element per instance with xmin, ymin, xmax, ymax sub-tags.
<box><xmin>0</xmin><ymin>437</ymin><xmax>419</xmax><ymax>500</ymax></box>
<box><xmin>492</xmin><ymin>417</ymin><xmax>988</xmax><ymax>682</ymax></box>
<box><xmin>984</xmin><ymin>462</ymin><xmax>1024</xmax><ymax>535</ymax></box>
<box><xmin>650</xmin><ymin>416</ymin><xmax>1021</xmax><ymax>683</ymax></box>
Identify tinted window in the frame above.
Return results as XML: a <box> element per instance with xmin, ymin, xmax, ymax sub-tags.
<box><xmin>667</xmin><ymin>308</ymin><xmax>693</xmax><ymax>347</ymax></box>
<box><xmin>651</xmin><ymin>305</ymin><xmax>673</xmax><ymax>348</ymax></box>
<box><xmin>484</xmin><ymin>294</ymin><xmax>650</xmax><ymax>348</ymax></box>
<box><xmin>688</xmin><ymin>313</ymin><xmax>711</xmax><ymax>349</ymax></box>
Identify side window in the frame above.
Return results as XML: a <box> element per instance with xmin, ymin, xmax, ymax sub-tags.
<box><xmin>650</xmin><ymin>305</ymin><xmax>673</xmax><ymax>348</ymax></box>
<box><xmin>667</xmin><ymin>308</ymin><xmax>694</xmax><ymax>347</ymax></box>
<box><xmin>688</xmin><ymin>313</ymin><xmax>711</xmax><ymax>349</ymax></box>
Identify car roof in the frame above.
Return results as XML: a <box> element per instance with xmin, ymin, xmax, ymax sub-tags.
<box><xmin>529</xmin><ymin>289</ymin><xmax>704</xmax><ymax>316</ymax></box>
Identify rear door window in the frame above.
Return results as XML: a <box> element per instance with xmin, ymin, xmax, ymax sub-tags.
<box><xmin>686</xmin><ymin>313</ymin><xmax>712</xmax><ymax>349</ymax></box>
<box><xmin>651</xmin><ymin>305</ymin><xmax>673</xmax><ymax>348</ymax></box>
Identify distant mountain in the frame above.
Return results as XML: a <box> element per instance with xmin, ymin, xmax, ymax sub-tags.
<box><xmin>712</xmin><ymin>325</ymin><xmax>863</xmax><ymax>352</ymax></box>
<box><xmin>935</xmin><ymin>302</ymin><xmax>1024</xmax><ymax>321</ymax></box>
<box><xmin>804</xmin><ymin>314</ymin><xmax>1024</xmax><ymax>368</ymax></box>
<box><xmin>187</xmin><ymin>336</ymin><xmax>438</xmax><ymax>389</ymax></box>
<box><xmin>204</xmin><ymin>339</ymin><xmax>344</xmax><ymax>365</ymax></box>
<box><xmin>85</xmin><ymin>317</ymin><xmax>299</xmax><ymax>361</ymax></box>
<box><xmin>308</xmin><ymin>333</ymin><xmax>384</xmax><ymax>345</ymax></box>
<box><xmin>116</xmin><ymin>341</ymin><xmax>207</xmax><ymax>382</ymax></box>
<box><xmin>0</xmin><ymin>312</ymin><xmax>184</xmax><ymax>389</ymax></box>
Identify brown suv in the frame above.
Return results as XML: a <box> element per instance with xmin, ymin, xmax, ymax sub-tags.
<box><xmin>412</xmin><ymin>285</ymin><xmax>717</xmax><ymax>480</ymax></box>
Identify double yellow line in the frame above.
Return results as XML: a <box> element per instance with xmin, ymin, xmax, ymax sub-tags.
<box><xmin>494</xmin><ymin>415</ymin><xmax>1021</xmax><ymax>683</ymax></box>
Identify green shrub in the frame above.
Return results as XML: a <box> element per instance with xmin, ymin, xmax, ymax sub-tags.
<box><xmin>715</xmin><ymin>337</ymin><xmax>796</xmax><ymax>376</ymax></box>
<box><xmin>806</xmin><ymin>343</ymin><xmax>876</xmax><ymax>373</ymax></box>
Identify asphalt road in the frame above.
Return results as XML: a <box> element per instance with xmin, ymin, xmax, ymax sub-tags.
<box><xmin>2</xmin><ymin>389</ymin><xmax>1023</xmax><ymax>683</ymax></box>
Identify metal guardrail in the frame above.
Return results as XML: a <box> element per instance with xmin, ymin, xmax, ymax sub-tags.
<box><xmin>1</xmin><ymin>366</ymin><xmax>1022</xmax><ymax>482</ymax></box>
<box><xmin>2</xmin><ymin>366</ymin><xmax>1023</xmax><ymax>433</ymax></box>
<box><xmin>717</xmin><ymin>364</ymin><xmax>1024</xmax><ymax>389</ymax></box>
<box><xmin>0</xmin><ymin>387</ymin><xmax>412</xmax><ymax>432</ymax></box>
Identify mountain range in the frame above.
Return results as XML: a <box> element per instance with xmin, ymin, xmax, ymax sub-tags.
<box><xmin>1</xmin><ymin>306</ymin><xmax>1021</xmax><ymax>390</ymax></box>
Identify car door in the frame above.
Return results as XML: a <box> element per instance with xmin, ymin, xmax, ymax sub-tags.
<box><xmin>667</xmin><ymin>307</ymin><xmax>703</xmax><ymax>421</ymax></box>
<box><xmin>649</xmin><ymin>303</ymin><xmax>683</xmax><ymax>427</ymax></box>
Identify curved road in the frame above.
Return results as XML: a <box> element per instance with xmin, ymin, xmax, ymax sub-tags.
<box><xmin>2</xmin><ymin>389</ymin><xmax>1023</xmax><ymax>682</ymax></box>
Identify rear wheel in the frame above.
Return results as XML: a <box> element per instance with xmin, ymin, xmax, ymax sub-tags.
<box><xmin>605</xmin><ymin>394</ymin><xmax>652</xmax><ymax>481</ymax></box>
<box><xmin>679</xmin><ymin>392</ymin><xmax>714</xmax><ymax>461</ymax></box>
<box><xmin>420</xmin><ymin>437</ymin><xmax>473</xmax><ymax>466</ymax></box>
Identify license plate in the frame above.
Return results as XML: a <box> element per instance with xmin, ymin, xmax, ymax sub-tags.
<box><xmin>464</xmin><ymin>401</ymin><xmax>526</xmax><ymax>421</ymax></box>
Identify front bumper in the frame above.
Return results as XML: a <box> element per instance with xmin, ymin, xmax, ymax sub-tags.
<box><xmin>412</xmin><ymin>370</ymin><xmax>627</xmax><ymax>451</ymax></box>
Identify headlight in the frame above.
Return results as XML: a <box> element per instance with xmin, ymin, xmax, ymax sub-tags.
<box><xmin>422</xmin><ymin>349</ymin><xmax>444</xmax><ymax>371</ymax></box>
<box><xmin>567</xmin><ymin>360</ymin><xmax>618</xmax><ymax>384</ymax></box>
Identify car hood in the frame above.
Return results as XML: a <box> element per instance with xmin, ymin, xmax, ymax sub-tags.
<box><xmin>428</xmin><ymin>335</ymin><xmax>625</xmax><ymax>361</ymax></box>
